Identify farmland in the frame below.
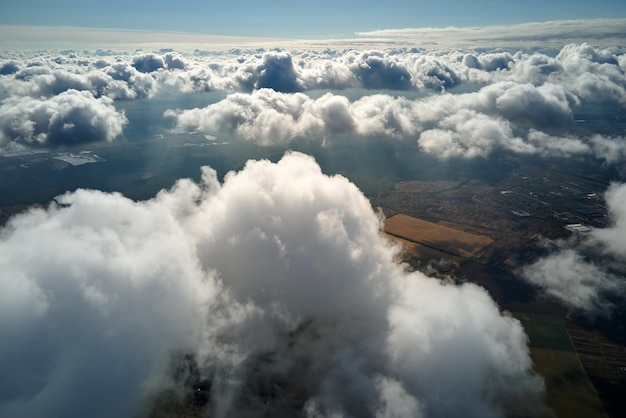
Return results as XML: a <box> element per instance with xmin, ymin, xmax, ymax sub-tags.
<box><xmin>517</xmin><ymin>314</ymin><xmax>607</xmax><ymax>418</ymax></box>
<box><xmin>376</xmin><ymin>158</ymin><xmax>625</xmax><ymax>418</ymax></box>
<box><xmin>384</xmin><ymin>213</ymin><xmax>494</xmax><ymax>259</ymax></box>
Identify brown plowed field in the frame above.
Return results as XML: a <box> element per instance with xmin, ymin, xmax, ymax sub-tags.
<box><xmin>384</xmin><ymin>214</ymin><xmax>494</xmax><ymax>258</ymax></box>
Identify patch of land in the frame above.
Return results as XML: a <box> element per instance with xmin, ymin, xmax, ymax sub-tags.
<box><xmin>375</xmin><ymin>157</ymin><xmax>625</xmax><ymax>418</ymax></box>
<box><xmin>384</xmin><ymin>214</ymin><xmax>494</xmax><ymax>258</ymax></box>
<box><xmin>516</xmin><ymin>314</ymin><xmax>607</xmax><ymax>418</ymax></box>
<box><xmin>386</xmin><ymin>235</ymin><xmax>463</xmax><ymax>272</ymax></box>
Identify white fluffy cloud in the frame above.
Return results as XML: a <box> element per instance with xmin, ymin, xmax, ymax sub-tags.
<box><xmin>165</xmin><ymin>89</ymin><xmax>419</xmax><ymax>145</ymax></box>
<box><xmin>2</xmin><ymin>44</ymin><xmax>624</xmax><ymax>103</ymax></box>
<box><xmin>418</xmin><ymin>110</ymin><xmax>530</xmax><ymax>159</ymax></box>
<box><xmin>522</xmin><ymin>183</ymin><xmax>626</xmax><ymax>313</ymax></box>
<box><xmin>164</xmin><ymin>80</ymin><xmax>624</xmax><ymax>163</ymax></box>
<box><xmin>0</xmin><ymin>89</ymin><xmax>127</xmax><ymax>147</ymax></box>
<box><xmin>1</xmin><ymin>43</ymin><xmax>625</xmax><ymax>160</ymax></box>
<box><xmin>555</xmin><ymin>43</ymin><xmax>626</xmax><ymax>106</ymax></box>
<box><xmin>0</xmin><ymin>57</ymin><xmax>158</xmax><ymax>100</ymax></box>
<box><xmin>0</xmin><ymin>152</ymin><xmax>545</xmax><ymax>418</ymax></box>
<box><xmin>522</xmin><ymin>250</ymin><xmax>620</xmax><ymax>312</ymax></box>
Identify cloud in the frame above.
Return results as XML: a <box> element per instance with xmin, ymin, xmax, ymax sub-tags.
<box><xmin>132</xmin><ymin>53</ymin><xmax>166</xmax><ymax>73</ymax></box>
<box><xmin>165</xmin><ymin>78</ymin><xmax>625</xmax><ymax>163</ymax></box>
<box><xmin>354</xmin><ymin>19</ymin><xmax>626</xmax><ymax>49</ymax></box>
<box><xmin>463</xmin><ymin>52</ymin><xmax>513</xmax><ymax>72</ymax></box>
<box><xmin>3</xmin><ymin>19</ymin><xmax>626</xmax><ymax>51</ymax></box>
<box><xmin>1</xmin><ymin>44</ymin><xmax>624</xmax><ymax>164</ymax></box>
<box><xmin>0</xmin><ymin>152</ymin><xmax>545</xmax><ymax>418</ymax></box>
<box><xmin>554</xmin><ymin>43</ymin><xmax>626</xmax><ymax>106</ymax></box>
<box><xmin>411</xmin><ymin>81</ymin><xmax>577</xmax><ymax>128</ymax></box>
<box><xmin>2</xmin><ymin>44</ymin><xmax>624</xmax><ymax>107</ymax></box>
<box><xmin>489</xmin><ymin>82</ymin><xmax>576</xmax><ymax>129</ymax></box>
<box><xmin>521</xmin><ymin>183</ymin><xmax>626</xmax><ymax>313</ymax></box>
<box><xmin>163</xmin><ymin>50</ymin><xmax>462</xmax><ymax>94</ymax></box>
<box><xmin>0</xmin><ymin>60</ymin><xmax>20</xmax><ymax>75</ymax></box>
<box><xmin>0</xmin><ymin>89</ymin><xmax>127</xmax><ymax>147</ymax></box>
<box><xmin>164</xmin><ymin>78</ymin><xmax>580</xmax><ymax>155</ymax></box>
<box><xmin>165</xmin><ymin>89</ymin><xmax>419</xmax><ymax>145</ymax></box>
<box><xmin>0</xmin><ymin>56</ymin><xmax>158</xmax><ymax>100</ymax></box>
<box><xmin>132</xmin><ymin>52</ymin><xmax>188</xmax><ymax>73</ymax></box>
<box><xmin>347</xmin><ymin>51</ymin><xmax>413</xmax><ymax>90</ymax></box>
<box><xmin>163</xmin><ymin>52</ymin><xmax>187</xmax><ymax>70</ymax></box>
<box><xmin>418</xmin><ymin>110</ymin><xmax>530</xmax><ymax>159</ymax></box>
<box><xmin>594</xmin><ymin>182</ymin><xmax>626</xmax><ymax>256</ymax></box>
<box><xmin>254</xmin><ymin>51</ymin><xmax>303</xmax><ymax>92</ymax></box>
<box><xmin>522</xmin><ymin>249</ymin><xmax>620</xmax><ymax>312</ymax></box>
<box><xmin>0</xmin><ymin>186</ymin><xmax>215</xmax><ymax>418</ymax></box>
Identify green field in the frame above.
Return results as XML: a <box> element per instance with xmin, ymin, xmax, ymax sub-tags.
<box><xmin>517</xmin><ymin>314</ymin><xmax>575</xmax><ymax>352</ymax></box>
<box><xmin>516</xmin><ymin>314</ymin><xmax>607</xmax><ymax>418</ymax></box>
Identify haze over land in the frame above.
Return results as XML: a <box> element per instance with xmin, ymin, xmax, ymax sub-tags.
<box><xmin>1</xmin><ymin>4</ymin><xmax>626</xmax><ymax>417</ymax></box>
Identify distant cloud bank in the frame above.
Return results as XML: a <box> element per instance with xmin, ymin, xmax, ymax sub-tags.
<box><xmin>1</xmin><ymin>19</ymin><xmax>625</xmax><ymax>50</ymax></box>
<box><xmin>1</xmin><ymin>42</ymin><xmax>625</xmax><ymax>161</ymax></box>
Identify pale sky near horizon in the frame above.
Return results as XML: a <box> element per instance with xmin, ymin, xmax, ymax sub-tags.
<box><xmin>1</xmin><ymin>0</ymin><xmax>626</xmax><ymax>38</ymax></box>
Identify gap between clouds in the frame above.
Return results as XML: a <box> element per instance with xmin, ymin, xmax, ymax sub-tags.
<box><xmin>521</xmin><ymin>182</ymin><xmax>626</xmax><ymax>313</ymax></box>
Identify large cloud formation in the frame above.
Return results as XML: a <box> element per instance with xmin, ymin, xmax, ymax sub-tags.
<box><xmin>2</xmin><ymin>43</ymin><xmax>624</xmax><ymax>100</ymax></box>
<box><xmin>0</xmin><ymin>56</ymin><xmax>158</xmax><ymax>100</ymax></box>
<box><xmin>164</xmin><ymin>89</ymin><xmax>417</xmax><ymax>145</ymax></box>
<box><xmin>0</xmin><ymin>89</ymin><xmax>127</xmax><ymax>147</ymax></box>
<box><xmin>0</xmin><ymin>152</ymin><xmax>545</xmax><ymax>418</ymax></box>
<box><xmin>522</xmin><ymin>183</ymin><xmax>626</xmax><ymax>313</ymax></box>
<box><xmin>2</xmin><ymin>43</ymin><xmax>625</xmax><ymax>157</ymax></box>
<box><xmin>165</xmin><ymin>82</ymin><xmax>626</xmax><ymax>163</ymax></box>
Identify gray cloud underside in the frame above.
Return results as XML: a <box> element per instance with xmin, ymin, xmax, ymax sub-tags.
<box><xmin>0</xmin><ymin>89</ymin><xmax>127</xmax><ymax>147</ymax></box>
<box><xmin>0</xmin><ymin>152</ymin><xmax>546</xmax><ymax>418</ymax></box>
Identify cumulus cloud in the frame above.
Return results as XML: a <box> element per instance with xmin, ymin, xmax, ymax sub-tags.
<box><xmin>2</xmin><ymin>43</ymin><xmax>625</xmax><ymax>107</ymax></box>
<box><xmin>0</xmin><ymin>152</ymin><xmax>545</xmax><ymax>418</ymax></box>
<box><xmin>163</xmin><ymin>49</ymin><xmax>462</xmax><ymax>94</ymax></box>
<box><xmin>522</xmin><ymin>183</ymin><xmax>626</xmax><ymax>313</ymax></box>
<box><xmin>418</xmin><ymin>110</ymin><xmax>530</xmax><ymax>159</ymax></box>
<box><xmin>164</xmin><ymin>76</ymin><xmax>626</xmax><ymax>164</ymax></box>
<box><xmin>555</xmin><ymin>43</ymin><xmax>626</xmax><ymax>106</ymax></box>
<box><xmin>346</xmin><ymin>51</ymin><xmax>413</xmax><ymax>90</ymax></box>
<box><xmin>165</xmin><ymin>89</ymin><xmax>419</xmax><ymax>145</ymax></box>
<box><xmin>0</xmin><ymin>89</ymin><xmax>127</xmax><ymax>147</ymax></box>
<box><xmin>0</xmin><ymin>186</ymin><xmax>214</xmax><ymax>418</ymax></box>
<box><xmin>522</xmin><ymin>250</ymin><xmax>620</xmax><ymax>312</ymax></box>
<box><xmin>0</xmin><ymin>56</ymin><xmax>159</xmax><ymax>100</ymax></box>
<box><xmin>463</xmin><ymin>52</ymin><xmax>513</xmax><ymax>72</ymax></box>
<box><xmin>0</xmin><ymin>60</ymin><xmax>20</xmax><ymax>75</ymax></box>
<box><xmin>132</xmin><ymin>53</ymin><xmax>166</xmax><ymax>73</ymax></box>
<box><xmin>1</xmin><ymin>44</ymin><xmax>624</xmax><ymax>163</ymax></box>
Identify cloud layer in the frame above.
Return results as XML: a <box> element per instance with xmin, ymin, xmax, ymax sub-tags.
<box><xmin>165</xmin><ymin>81</ymin><xmax>626</xmax><ymax>163</ymax></box>
<box><xmin>0</xmin><ymin>152</ymin><xmax>545</xmax><ymax>417</ymax></box>
<box><xmin>1</xmin><ymin>43</ymin><xmax>625</xmax><ymax>159</ymax></box>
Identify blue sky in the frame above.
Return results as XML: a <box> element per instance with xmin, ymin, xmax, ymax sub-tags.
<box><xmin>1</xmin><ymin>0</ymin><xmax>626</xmax><ymax>38</ymax></box>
